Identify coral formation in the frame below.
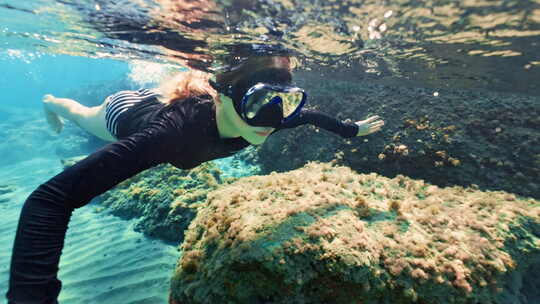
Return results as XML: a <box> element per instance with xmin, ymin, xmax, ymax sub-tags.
<box><xmin>98</xmin><ymin>162</ymin><xmax>234</xmax><ymax>243</ymax></box>
<box><xmin>170</xmin><ymin>162</ymin><xmax>540</xmax><ymax>304</ymax></box>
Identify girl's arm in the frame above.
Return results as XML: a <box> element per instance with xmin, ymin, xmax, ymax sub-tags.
<box><xmin>7</xmin><ymin>125</ymin><xmax>180</xmax><ymax>304</ymax></box>
<box><xmin>275</xmin><ymin>108</ymin><xmax>384</xmax><ymax>138</ymax></box>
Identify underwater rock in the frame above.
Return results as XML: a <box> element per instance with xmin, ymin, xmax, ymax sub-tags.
<box><xmin>258</xmin><ymin>75</ymin><xmax>540</xmax><ymax>199</ymax></box>
<box><xmin>170</xmin><ymin>162</ymin><xmax>540</xmax><ymax>304</ymax></box>
<box><xmin>98</xmin><ymin>162</ymin><xmax>233</xmax><ymax>243</ymax></box>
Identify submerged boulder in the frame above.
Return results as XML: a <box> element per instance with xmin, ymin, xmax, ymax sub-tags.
<box><xmin>170</xmin><ymin>162</ymin><xmax>539</xmax><ymax>304</ymax></box>
<box><xmin>98</xmin><ymin>162</ymin><xmax>231</xmax><ymax>243</ymax></box>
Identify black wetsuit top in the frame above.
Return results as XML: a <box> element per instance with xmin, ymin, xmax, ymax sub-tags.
<box><xmin>6</xmin><ymin>95</ymin><xmax>358</xmax><ymax>303</ymax></box>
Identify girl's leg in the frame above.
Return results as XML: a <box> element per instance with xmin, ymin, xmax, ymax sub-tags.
<box><xmin>42</xmin><ymin>94</ymin><xmax>116</xmax><ymax>141</ymax></box>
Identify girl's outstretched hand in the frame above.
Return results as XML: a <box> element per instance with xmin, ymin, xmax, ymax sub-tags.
<box><xmin>355</xmin><ymin>115</ymin><xmax>384</xmax><ymax>136</ymax></box>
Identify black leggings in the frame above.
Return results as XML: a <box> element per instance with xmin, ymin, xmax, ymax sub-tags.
<box><xmin>6</xmin><ymin>125</ymin><xmax>172</xmax><ymax>303</ymax></box>
<box><xmin>7</xmin><ymin>189</ymin><xmax>71</xmax><ymax>303</ymax></box>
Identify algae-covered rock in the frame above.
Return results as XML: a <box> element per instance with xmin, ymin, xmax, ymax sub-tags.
<box><xmin>98</xmin><ymin>162</ymin><xmax>233</xmax><ymax>243</ymax></box>
<box><xmin>170</xmin><ymin>162</ymin><xmax>540</xmax><ymax>304</ymax></box>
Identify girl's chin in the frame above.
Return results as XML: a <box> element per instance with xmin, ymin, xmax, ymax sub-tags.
<box><xmin>255</xmin><ymin>130</ymin><xmax>271</xmax><ymax>137</ymax></box>
<box><xmin>244</xmin><ymin>135</ymin><xmax>266</xmax><ymax>145</ymax></box>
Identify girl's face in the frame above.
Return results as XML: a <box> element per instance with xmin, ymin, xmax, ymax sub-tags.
<box><xmin>240</xmin><ymin>123</ymin><xmax>275</xmax><ymax>145</ymax></box>
<box><xmin>217</xmin><ymin>94</ymin><xmax>275</xmax><ymax>145</ymax></box>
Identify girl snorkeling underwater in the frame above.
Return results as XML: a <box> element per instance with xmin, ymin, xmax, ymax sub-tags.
<box><xmin>7</xmin><ymin>56</ymin><xmax>384</xmax><ymax>303</ymax></box>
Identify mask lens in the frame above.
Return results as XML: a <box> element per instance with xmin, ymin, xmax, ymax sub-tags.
<box><xmin>275</xmin><ymin>91</ymin><xmax>303</xmax><ymax>117</ymax></box>
<box><xmin>245</xmin><ymin>90</ymin><xmax>273</xmax><ymax>119</ymax></box>
<box><xmin>244</xmin><ymin>88</ymin><xmax>304</xmax><ymax>119</ymax></box>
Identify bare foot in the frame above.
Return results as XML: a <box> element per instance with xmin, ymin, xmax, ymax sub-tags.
<box><xmin>43</xmin><ymin>94</ymin><xmax>64</xmax><ymax>133</ymax></box>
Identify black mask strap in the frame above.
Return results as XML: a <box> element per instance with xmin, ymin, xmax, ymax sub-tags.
<box><xmin>209</xmin><ymin>80</ymin><xmax>233</xmax><ymax>97</ymax></box>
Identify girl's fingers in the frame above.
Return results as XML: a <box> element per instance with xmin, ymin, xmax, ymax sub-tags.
<box><xmin>364</xmin><ymin>115</ymin><xmax>380</xmax><ymax>123</ymax></box>
<box><xmin>356</xmin><ymin>117</ymin><xmax>384</xmax><ymax>135</ymax></box>
<box><xmin>369</xmin><ymin>125</ymin><xmax>382</xmax><ymax>132</ymax></box>
<box><xmin>370</xmin><ymin>121</ymin><xmax>384</xmax><ymax>128</ymax></box>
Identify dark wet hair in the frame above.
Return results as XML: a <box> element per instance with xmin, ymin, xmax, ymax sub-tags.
<box><xmin>214</xmin><ymin>56</ymin><xmax>293</xmax><ymax>105</ymax></box>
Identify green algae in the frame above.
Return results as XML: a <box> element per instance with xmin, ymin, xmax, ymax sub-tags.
<box><xmin>98</xmin><ymin>162</ymin><xmax>234</xmax><ymax>243</ymax></box>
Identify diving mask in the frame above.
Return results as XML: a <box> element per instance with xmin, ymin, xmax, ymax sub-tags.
<box><xmin>239</xmin><ymin>83</ymin><xmax>306</xmax><ymax>127</ymax></box>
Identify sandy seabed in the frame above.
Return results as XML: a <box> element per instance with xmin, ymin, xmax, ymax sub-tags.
<box><xmin>0</xmin><ymin>157</ymin><xmax>179</xmax><ymax>304</ymax></box>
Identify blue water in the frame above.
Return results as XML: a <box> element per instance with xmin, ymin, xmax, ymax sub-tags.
<box><xmin>0</xmin><ymin>53</ymin><xmax>129</xmax><ymax>109</ymax></box>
